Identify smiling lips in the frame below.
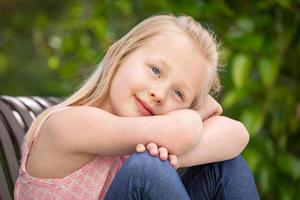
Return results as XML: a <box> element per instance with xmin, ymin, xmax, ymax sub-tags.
<box><xmin>135</xmin><ymin>96</ymin><xmax>154</xmax><ymax>116</ymax></box>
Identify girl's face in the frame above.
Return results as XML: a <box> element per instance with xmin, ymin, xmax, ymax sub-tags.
<box><xmin>101</xmin><ymin>31</ymin><xmax>208</xmax><ymax>117</ymax></box>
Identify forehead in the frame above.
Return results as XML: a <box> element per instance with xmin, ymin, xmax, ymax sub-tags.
<box><xmin>139</xmin><ymin>31</ymin><xmax>209</xmax><ymax>98</ymax></box>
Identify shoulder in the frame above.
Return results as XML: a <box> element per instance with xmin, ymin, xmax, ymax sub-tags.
<box><xmin>46</xmin><ymin>105</ymin><xmax>111</xmax><ymax>128</ymax></box>
<box><xmin>43</xmin><ymin>105</ymin><xmax>118</xmax><ymax>153</ymax></box>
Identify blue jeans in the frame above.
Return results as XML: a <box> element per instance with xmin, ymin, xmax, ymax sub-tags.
<box><xmin>104</xmin><ymin>152</ymin><xmax>260</xmax><ymax>200</ymax></box>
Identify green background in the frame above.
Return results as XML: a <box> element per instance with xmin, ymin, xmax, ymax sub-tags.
<box><xmin>1</xmin><ymin>0</ymin><xmax>299</xmax><ymax>199</ymax></box>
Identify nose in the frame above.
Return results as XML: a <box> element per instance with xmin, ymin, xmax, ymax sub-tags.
<box><xmin>148</xmin><ymin>88</ymin><xmax>166</xmax><ymax>104</ymax></box>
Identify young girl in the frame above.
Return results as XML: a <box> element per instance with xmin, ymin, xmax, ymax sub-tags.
<box><xmin>14</xmin><ymin>14</ymin><xmax>259</xmax><ymax>199</ymax></box>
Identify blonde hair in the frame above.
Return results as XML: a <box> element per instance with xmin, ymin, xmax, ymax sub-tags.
<box><xmin>26</xmin><ymin>14</ymin><xmax>220</xmax><ymax>142</ymax></box>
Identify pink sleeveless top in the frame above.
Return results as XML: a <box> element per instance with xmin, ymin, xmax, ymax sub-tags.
<box><xmin>14</xmin><ymin>106</ymin><xmax>128</xmax><ymax>200</ymax></box>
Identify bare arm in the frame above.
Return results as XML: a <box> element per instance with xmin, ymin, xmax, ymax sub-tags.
<box><xmin>177</xmin><ymin>115</ymin><xmax>249</xmax><ymax>168</ymax></box>
<box><xmin>46</xmin><ymin>106</ymin><xmax>202</xmax><ymax>156</ymax></box>
<box><xmin>134</xmin><ymin>96</ymin><xmax>249</xmax><ymax>168</ymax></box>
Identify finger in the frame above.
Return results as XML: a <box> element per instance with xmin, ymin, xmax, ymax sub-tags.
<box><xmin>210</xmin><ymin>102</ymin><xmax>223</xmax><ymax>117</ymax></box>
<box><xmin>136</xmin><ymin>144</ymin><xmax>146</xmax><ymax>153</ymax></box>
<box><xmin>146</xmin><ymin>143</ymin><xmax>158</xmax><ymax>156</ymax></box>
<box><xmin>168</xmin><ymin>154</ymin><xmax>178</xmax><ymax>169</ymax></box>
<box><xmin>216</xmin><ymin>103</ymin><xmax>223</xmax><ymax>115</ymax></box>
<box><xmin>158</xmin><ymin>147</ymin><xmax>168</xmax><ymax>160</ymax></box>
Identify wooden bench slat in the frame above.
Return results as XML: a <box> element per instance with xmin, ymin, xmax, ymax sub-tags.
<box><xmin>32</xmin><ymin>96</ymin><xmax>54</xmax><ymax>108</ymax></box>
<box><xmin>0</xmin><ymin>121</ymin><xmax>20</xmax><ymax>185</ymax></box>
<box><xmin>0</xmin><ymin>100</ymin><xmax>24</xmax><ymax>149</ymax></box>
<box><xmin>0</xmin><ymin>164</ymin><xmax>13</xmax><ymax>200</ymax></box>
<box><xmin>17</xmin><ymin>97</ymin><xmax>44</xmax><ymax>117</ymax></box>
<box><xmin>0</xmin><ymin>96</ymin><xmax>62</xmax><ymax>199</ymax></box>
<box><xmin>1</xmin><ymin>96</ymin><xmax>34</xmax><ymax>130</ymax></box>
<box><xmin>47</xmin><ymin>97</ymin><xmax>63</xmax><ymax>105</ymax></box>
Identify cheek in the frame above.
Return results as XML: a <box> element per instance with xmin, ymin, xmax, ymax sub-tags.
<box><xmin>109</xmin><ymin>73</ymin><xmax>140</xmax><ymax>99</ymax></box>
<box><xmin>129</xmin><ymin>69</ymin><xmax>151</xmax><ymax>91</ymax></box>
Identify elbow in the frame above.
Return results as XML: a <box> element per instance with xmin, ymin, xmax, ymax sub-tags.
<box><xmin>231</xmin><ymin>121</ymin><xmax>250</xmax><ymax>157</ymax></box>
<box><xmin>238</xmin><ymin>121</ymin><xmax>250</xmax><ymax>149</ymax></box>
<box><xmin>172</xmin><ymin>116</ymin><xmax>203</xmax><ymax>155</ymax></box>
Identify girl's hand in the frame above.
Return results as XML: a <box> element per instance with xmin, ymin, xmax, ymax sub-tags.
<box><xmin>136</xmin><ymin>143</ymin><xmax>178</xmax><ymax>169</ymax></box>
<box><xmin>196</xmin><ymin>95</ymin><xmax>223</xmax><ymax>121</ymax></box>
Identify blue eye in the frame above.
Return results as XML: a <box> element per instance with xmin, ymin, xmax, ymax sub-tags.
<box><xmin>151</xmin><ymin>66</ymin><xmax>161</xmax><ymax>76</ymax></box>
<box><xmin>174</xmin><ymin>89</ymin><xmax>184</xmax><ymax>100</ymax></box>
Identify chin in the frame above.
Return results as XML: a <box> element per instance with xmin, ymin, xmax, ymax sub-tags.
<box><xmin>113</xmin><ymin>108</ymin><xmax>134</xmax><ymax>117</ymax></box>
<box><xmin>120</xmin><ymin>109</ymin><xmax>142</xmax><ymax>117</ymax></box>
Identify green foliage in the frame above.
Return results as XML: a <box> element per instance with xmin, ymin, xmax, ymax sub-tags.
<box><xmin>1</xmin><ymin>0</ymin><xmax>299</xmax><ymax>199</ymax></box>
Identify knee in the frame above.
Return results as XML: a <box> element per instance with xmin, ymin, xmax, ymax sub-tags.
<box><xmin>218</xmin><ymin>156</ymin><xmax>259</xmax><ymax>198</ymax></box>
<box><xmin>223</xmin><ymin>155</ymin><xmax>250</xmax><ymax>170</ymax></box>
<box><xmin>124</xmin><ymin>152</ymin><xmax>174</xmax><ymax>176</ymax></box>
<box><xmin>126</xmin><ymin>151</ymin><xmax>172</xmax><ymax>169</ymax></box>
<box><xmin>220</xmin><ymin>155</ymin><xmax>254</xmax><ymax>179</ymax></box>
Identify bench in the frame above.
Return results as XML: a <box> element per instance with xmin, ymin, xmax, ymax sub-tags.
<box><xmin>0</xmin><ymin>96</ymin><xmax>61</xmax><ymax>200</ymax></box>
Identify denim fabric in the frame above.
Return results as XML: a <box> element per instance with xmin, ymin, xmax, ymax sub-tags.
<box><xmin>181</xmin><ymin>156</ymin><xmax>260</xmax><ymax>200</ymax></box>
<box><xmin>104</xmin><ymin>152</ymin><xmax>190</xmax><ymax>200</ymax></box>
<box><xmin>104</xmin><ymin>152</ymin><xmax>259</xmax><ymax>200</ymax></box>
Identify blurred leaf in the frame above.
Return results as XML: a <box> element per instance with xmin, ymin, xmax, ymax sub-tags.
<box><xmin>48</xmin><ymin>56</ymin><xmax>60</xmax><ymax>70</ymax></box>
<box><xmin>277</xmin><ymin>154</ymin><xmax>300</xmax><ymax>181</ymax></box>
<box><xmin>243</xmin><ymin>33</ymin><xmax>263</xmax><ymax>51</ymax></box>
<box><xmin>258</xmin><ymin>164</ymin><xmax>271</xmax><ymax>193</ymax></box>
<box><xmin>70</xmin><ymin>3</ymin><xmax>84</xmax><ymax>18</ymax></box>
<box><xmin>62</xmin><ymin>37</ymin><xmax>76</xmax><ymax>53</ymax></box>
<box><xmin>243</xmin><ymin>147</ymin><xmax>260</xmax><ymax>172</ymax></box>
<box><xmin>241</xmin><ymin>106</ymin><xmax>264</xmax><ymax>136</ymax></box>
<box><xmin>278</xmin><ymin>181</ymin><xmax>296</xmax><ymax>200</ymax></box>
<box><xmin>87</xmin><ymin>18</ymin><xmax>107</xmax><ymax>39</ymax></box>
<box><xmin>258</xmin><ymin>57</ymin><xmax>279</xmax><ymax>87</ymax></box>
<box><xmin>221</xmin><ymin>89</ymin><xmax>243</xmax><ymax>109</ymax></box>
<box><xmin>35</xmin><ymin>14</ymin><xmax>48</xmax><ymax>29</ymax></box>
<box><xmin>256</xmin><ymin>136</ymin><xmax>275</xmax><ymax>159</ymax></box>
<box><xmin>275</xmin><ymin>0</ymin><xmax>292</xmax><ymax>9</ymax></box>
<box><xmin>0</xmin><ymin>53</ymin><xmax>8</xmax><ymax>75</ymax></box>
<box><xmin>236</xmin><ymin>17</ymin><xmax>254</xmax><ymax>33</ymax></box>
<box><xmin>231</xmin><ymin>54</ymin><xmax>252</xmax><ymax>89</ymax></box>
<box><xmin>115</xmin><ymin>0</ymin><xmax>131</xmax><ymax>15</ymax></box>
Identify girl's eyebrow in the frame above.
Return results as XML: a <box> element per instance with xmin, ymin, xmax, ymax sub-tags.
<box><xmin>151</xmin><ymin>56</ymin><xmax>193</xmax><ymax>97</ymax></box>
<box><xmin>154</xmin><ymin>56</ymin><xmax>171</xmax><ymax>70</ymax></box>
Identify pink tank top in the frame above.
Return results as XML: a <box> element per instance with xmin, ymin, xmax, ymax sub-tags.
<box><xmin>14</xmin><ymin>106</ymin><xmax>128</xmax><ymax>200</ymax></box>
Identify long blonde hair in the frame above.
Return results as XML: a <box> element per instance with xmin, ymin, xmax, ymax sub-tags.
<box><xmin>26</xmin><ymin>14</ymin><xmax>220</xmax><ymax>142</ymax></box>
